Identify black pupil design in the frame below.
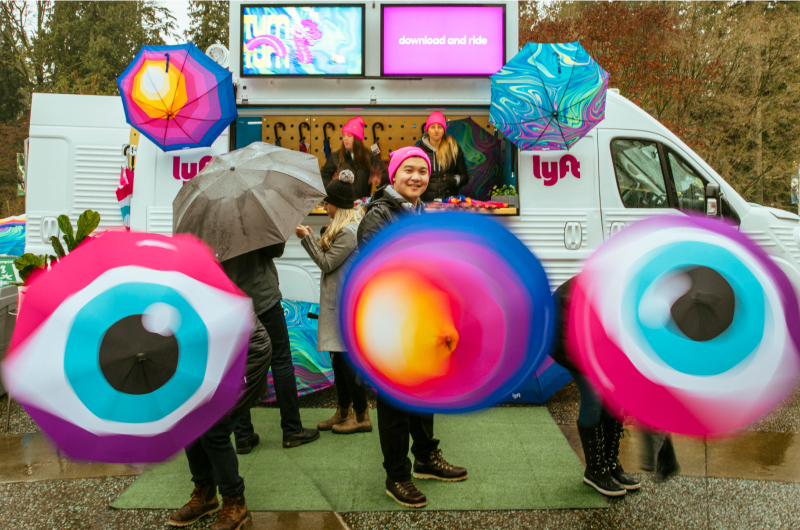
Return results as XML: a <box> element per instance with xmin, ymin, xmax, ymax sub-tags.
<box><xmin>99</xmin><ymin>314</ymin><xmax>179</xmax><ymax>395</ymax></box>
<box><xmin>670</xmin><ymin>266</ymin><xmax>735</xmax><ymax>342</ymax></box>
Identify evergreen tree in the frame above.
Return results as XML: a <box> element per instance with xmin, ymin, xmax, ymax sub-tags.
<box><xmin>184</xmin><ymin>1</ymin><xmax>229</xmax><ymax>53</ymax></box>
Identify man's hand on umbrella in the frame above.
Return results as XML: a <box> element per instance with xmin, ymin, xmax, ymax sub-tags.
<box><xmin>295</xmin><ymin>225</ymin><xmax>312</xmax><ymax>238</ymax></box>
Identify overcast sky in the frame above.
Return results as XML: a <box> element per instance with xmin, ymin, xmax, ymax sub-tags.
<box><xmin>161</xmin><ymin>0</ymin><xmax>193</xmax><ymax>45</ymax></box>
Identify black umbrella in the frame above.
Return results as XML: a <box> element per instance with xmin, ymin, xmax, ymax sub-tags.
<box><xmin>274</xmin><ymin>122</ymin><xmax>285</xmax><ymax>147</ymax></box>
<box><xmin>323</xmin><ymin>122</ymin><xmax>334</xmax><ymax>160</ymax></box>
<box><xmin>670</xmin><ymin>266</ymin><xmax>735</xmax><ymax>342</ymax></box>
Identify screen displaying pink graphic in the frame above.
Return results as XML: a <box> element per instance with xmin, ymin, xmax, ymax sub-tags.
<box><xmin>382</xmin><ymin>5</ymin><xmax>505</xmax><ymax>76</ymax></box>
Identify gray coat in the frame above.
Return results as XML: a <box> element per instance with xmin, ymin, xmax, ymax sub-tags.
<box><xmin>300</xmin><ymin>222</ymin><xmax>359</xmax><ymax>352</ymax></box>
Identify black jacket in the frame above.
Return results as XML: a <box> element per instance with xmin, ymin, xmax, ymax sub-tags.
<box><xmin>321</xmin><ymin>149</ymin><xmax>390</xmax><ymax>200</ymax></box>
<box><xmin>357</xmin><ymin>185</ymin><xmax>424</xmax><ymax>250</ymax></box>
<box><xmin>550</xmin><ymin>279</ymin><xmax>576</xmax><ymax>373</ymax></box>
<box><xmin>418</xmin><ymin>136</ymin><xmax>470</xmax><ymax>202</ymax></box>
<box><xmin>230</xmin><ymin>317</ymin><xmax>273</xmax><ymax>416</ymax></box>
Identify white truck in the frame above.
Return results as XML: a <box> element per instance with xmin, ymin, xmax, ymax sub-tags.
<box><xmin>24</xmin><ymin>0</ymin><xmax>800</xmax><ymax>304</ymax></box>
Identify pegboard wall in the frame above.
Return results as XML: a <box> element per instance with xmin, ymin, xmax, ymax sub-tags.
<box><xmin>261</xmin><ymin>115</ymin><xmax>499</xmax><ymax>167</ymax></box>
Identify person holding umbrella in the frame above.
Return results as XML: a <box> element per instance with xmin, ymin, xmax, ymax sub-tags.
<box><xmin>418</xmin><ymin>111</ymin><xmax>470</xmax><ymax>202</ymax></box>
<box><xmin>357</xmin><ymin>146</ymin><xmax>468</xmax><ymax>508</ymax></box>
<box><xmin>295</xmin><ymin>170</ymin><xmax>372</xmax><ymax>434</ymax></box>
<box><xmin>321</xmin><ymin>116</ymin><xmax>389</xmax><ymax>200</ymax></box>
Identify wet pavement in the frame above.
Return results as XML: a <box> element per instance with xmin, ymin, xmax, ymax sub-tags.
<box><xmin>4</xmin><ymin>384</ymin><xmax>800</xmax><ymax>529</ymax></box>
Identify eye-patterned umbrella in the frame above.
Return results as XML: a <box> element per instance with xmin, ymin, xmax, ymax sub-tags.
<box><xmin>0</xmin><ymin>231</ymin><xmax>254</xmax><ymax>463</ymax></box>
<box><xmin>116</xmin><ymin>43</ymin><xmax>237</xmax><ymax>152</ymax></box>
<box><xmin>569</xmin><ymin>216</ymin><xmax>800</xmax><ymax>436</ymax></box>
<box><xmin>490</xmin><ymin>42</ymin><xmax>608</xmax><ymax>151</ymax></box>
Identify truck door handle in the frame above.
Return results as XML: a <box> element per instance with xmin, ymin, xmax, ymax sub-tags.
<box><xmin>609</xmin><ymin>222</ymin><xmax>626</xmax><ymax>238</ymax></box>
<box><xmin>564</xmin><ymin>222</ymin><xmax>582</xmax><ymax>250</ymax></box>
<box><xmin>41</xmin><ymin>216</ymin><xmax>59</xmax><ymax>243</ymax></box>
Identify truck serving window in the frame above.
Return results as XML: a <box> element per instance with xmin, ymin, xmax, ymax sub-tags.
<box><xmin>611</xmin><ymin>139</ymin><xmax>670</xmax><ymax>209</ymax></box>
<box><xmin>666</xmin><ymin>151</ymin><xmax>707</xmax><ymax>214</ymax></box>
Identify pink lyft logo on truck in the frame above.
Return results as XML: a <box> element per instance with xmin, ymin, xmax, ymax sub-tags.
<box><xmin>173</xmin><ymin>156</ymin><xmax>213</xmax><ymax>184</ymax></box>
<box><xmin>532</xmin><ymin>155</ymin><xmax>581</xmax><ymax>187</ymax></box>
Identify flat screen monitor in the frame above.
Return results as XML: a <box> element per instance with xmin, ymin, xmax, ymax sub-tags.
<box><xmin>241</xmin><ymin>5</ymin><xmax>365</xmax><ymax>76</ymax></box>
<box><xmin>381</xmin><ymin>4</ymin><xmax>505</xmax><ymax>76</ymax></box>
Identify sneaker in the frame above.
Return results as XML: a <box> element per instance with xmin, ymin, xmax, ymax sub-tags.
<box><xmin>413</xmin><ymin>449</ymin><xmax>468</xmax><ymax>482</ymax></box>
<box><xmin>385</xmin><ymin>478</ymin><xmax>427</xmax><ymax>508</ymax></box>
<box><xmin>235</xmin><ymin>433</ymin><xmax>260</xmax><ymax>455</ymax></box>
<box><xmin>210</xmin><ymin>494</ymin><xmax>249</xmax><ymax>530</ymax></box>
<box><xmin>317</xmin><ymin>407</ymin><xmax>351</xmax><ymax>431</ymax></box>
<box><xmin>168</xmin><ymin>484</ymin><xmax>220</xmax><ymax>527</ymax></box>
<box><xmin>332</xmin><ymin>408</ymin><xmax>373</xmax><ymax>434</ymax></box>
<box><xmin>282</xmin><ymin>426</ymin><xmax>320</xmax><ymax>448</ymax></box>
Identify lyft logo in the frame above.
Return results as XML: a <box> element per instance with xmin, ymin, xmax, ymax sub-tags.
<box><xmin>173</xmin><ymin>155</ymin><xmax>213</xmax><ymax>185</ymax></box>
<box><xmin>533</xmin><ymin>154</ymin><xmax>581</xmax><ymax>187</ymax></box>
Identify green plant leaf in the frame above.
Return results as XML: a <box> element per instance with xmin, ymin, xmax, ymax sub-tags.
<box><xmin>75</xmin><ymin>210</ymin><xmax>101</xmax><ymax>246</ymax></box>
<box><xmin>58</xmin><ymin>214</ymin><xmax>75</xmax><ymax>251</ymax></box>
<box><xmin>14</xmin><ymin>253</ymin><xmax>47</xmax><ymax>283</ymax></box>
<box><xmin>50</xmin><ymin>236</ymin><xmax>66</xmax><ymax>258</ymax></box>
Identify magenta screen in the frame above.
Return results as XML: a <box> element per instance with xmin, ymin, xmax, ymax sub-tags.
<box><xmin>382</xmin><ymin>5</ymin><xmax>505</xmax><ymax>76</ymax></box>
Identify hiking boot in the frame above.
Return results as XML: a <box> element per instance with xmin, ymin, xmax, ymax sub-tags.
<box><xmin>385</xmin><ymin>478</ymin><xmax>427</xmax><ymax>508</ymax></box>
<box><xmin>577</xmin><ymin>423</ymin><xmax>626</xmax><ymax>497</ymax></box>
<box><xmin>168</xmin><ymin>484</ymin><xmax>220</xmax><ymax>527</ymax></box>
<box><xmin>602</xmin><ymin>413</ymin><xmax>641</xmax><ymax>491</ymax></box>
<box><xmin>318</xmin><ymin>407</ymin><xmax>350</xmax><ymax>431</ymax></box>
<box><xmin>210</xmin><ymin>494</ymin><xmax>249</xmax><ymax>530</ymax></box>
<box><xmin>235</xmin><ymin>433</ymin><xmax>260</xmax><ymax>455</ymax></box>
<box><xmin>282</xmin><ymin>426</ymin><xmax>320</xmax><ymax>448</ymax></box>
<box><xmin>413</xmin><ymin>448</ymin><xmax>468</xmax><ymax>482</ymax></box>
<box><xmin>332</xmin><ymin>408</ymin><xmax>373</xmax><ymax>434</ymax></box>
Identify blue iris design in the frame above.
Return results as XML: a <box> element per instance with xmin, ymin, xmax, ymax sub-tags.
<box><xmin>64</xmin><ymin>282</ymin><xmax>209</xmax><ymax>423</ymax></box>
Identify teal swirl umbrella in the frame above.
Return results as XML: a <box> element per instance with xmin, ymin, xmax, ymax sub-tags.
<box><xmin>490</xmin><ymin>42</ymin><xmax>608</xmax><ymax>151</ymax></box>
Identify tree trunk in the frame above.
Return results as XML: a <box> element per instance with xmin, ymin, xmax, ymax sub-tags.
<box><xmin>753</xmin><ymin>44</ymin><xmax>763</xmax><ymax>204</ymax></box>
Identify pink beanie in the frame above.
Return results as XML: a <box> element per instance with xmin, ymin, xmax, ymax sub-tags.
<box><xmin>342</xmin><ymin>116</ymin><xmax>365</xmax><ymax>141</ymax></box>
<box><xmin>425</xmin><ymin>111</ymin><xmax>447</xmax><ymax>133</ymax></box>
<box><xmin>388</xmin><ymin>146</ymin><xmax>431</xmax><ymax>184</ymax></box>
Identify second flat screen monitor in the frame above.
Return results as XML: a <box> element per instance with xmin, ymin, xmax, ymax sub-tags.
<box><xmin>382</xmin><ymin>4</ymin><xmax>505</xmax><ymax>76</ymax></box>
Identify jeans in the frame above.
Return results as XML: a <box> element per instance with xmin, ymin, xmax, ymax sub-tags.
<box><xmin>331</xmin><ymin>351</ymin><xmax>368</xmax><ymax>414</ymax></box>
<box><xmin>566</xmin><ymin>367</ymin><xmax>603</xmax><ymax>427</ymax></box>
<box><xmin>377</xmin><ymin>396</ymin><xmax>439</xmax><ymax>482</ymax></box>
<box><xmin>258</xmin><ymin>302</ymin><xmax>302</xmax><ymax>435</ymax></box>
<box><xmin>233</xmin><ymin>410</ymin><xmax>254</xmax><ymax>446</ymax></box>
<box><xmin>185</xmin><ymin>414</ymin><xmax>244</xmax><ymax>497</ymax></box>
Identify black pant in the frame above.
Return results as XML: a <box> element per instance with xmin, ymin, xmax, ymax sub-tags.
<box><xmin>331</xmin><ymin>351</ymin><xmax>368</xmax><ymax>414</ymax></box>
<box><xmin>377</xmin><ymin>397</ymin><xmax>439</xmax><ymax>482</ymax></box>
<box><xmin>233</xmin><ymin>409</ymin><xmax>254</xmax><ymax>446</ymax></box>
<box><xmin>258</xmin><ymin>302</ymin><xmax>302</xmax><ymax>435</ymax></box>
<box><xmin>185</xmin><ymin>414</ymin><xmax>244</xmax><ymax>497</ymax></box>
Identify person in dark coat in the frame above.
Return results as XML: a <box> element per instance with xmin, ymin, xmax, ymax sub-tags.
<box><xmin>357</xmin><ymin>146</ymin><xmax>468</xmax><ymax>509</ymax></box>
<box><xmin>321</xmin><ymin>116</ymin><xmax>389</xmax><ymax>199</ymax></box>
<box><xmin>418</xmin><ymin>111</ymin><xmax>470</xmax><ymax>202</ymax></box>
<box><xmin>168</xmin><ymin>318</ymin><xmax>272</xmax><ymax>530</ymax></box>
<box><xmin>552</xmin><ymin>279</ymin><xmax>640</xmax><ymax>497</ymax></box>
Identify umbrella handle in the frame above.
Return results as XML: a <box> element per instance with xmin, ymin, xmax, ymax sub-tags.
<box><xmin>299</xmin><ymin>122</ymin><xmax>310</xmax><ymax>143</ymax></box>
<box><xmin>421</xmin><ymin>122</ymin><xmax>426</xmax><ymax>133</ymax></box>
<box><xmin>274</xmin><ymin>122</ymin><xmax>285</xmax><ymax>144</ymax></box>
<box><xmin>164</xmin><ymin>53</ymin><xmax>170</xmax><ymax>73</ymax></box>
<box><xmin>372</xmin><ymin>122</ymin><xmax>384</xmax><ymax>143</ymax></box>
<box><xmin>323</xmin><ymin>122</ymin><xmax>334</xmax><ymax>142</ymax></box>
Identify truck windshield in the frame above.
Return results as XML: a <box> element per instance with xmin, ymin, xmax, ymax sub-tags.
<box><xmin>611</xmin><ymin>139</ymin><xmax>669</xmax><ymax>209</ymax></box>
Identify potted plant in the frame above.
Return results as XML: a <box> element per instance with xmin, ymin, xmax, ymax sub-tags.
<box><xmin>491</xmin><ymin>184</ymin><xmax>519</xmax><ymax>208</ymax></box>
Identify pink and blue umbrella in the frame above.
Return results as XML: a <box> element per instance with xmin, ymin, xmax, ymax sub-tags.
<box><xmin>339</xmin><ymin>212</ymin><xmax>554</xmax><ymax>414</ymax></box>
<box><xmin>116</xmin><ymin>43</ymin><xmax>236</xmax><ymax>152</ymax></box>
<box><xmin>490</xmin><ymin>42</ymin><xmax>608</xmax><ymax>151</ymax></box>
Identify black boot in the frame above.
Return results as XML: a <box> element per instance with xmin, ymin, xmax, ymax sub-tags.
<box><xmin>656</xmin><ymin>435</ymin><xmax>680</xmax><ymax>481</ymax></box>
<box><xmin>602</xmin><ymin>412</ymin><xmax>641</xmax><ymax>491</ymax></box>
<box><xmin>577</xmin><ymin>423</ymin><xmax>626</xmax><ymax>497</ymax></box>
<box><xmin>640</xmin><ymin>431</ymin><xmax>664</xmax><ymax>472</ymax></box>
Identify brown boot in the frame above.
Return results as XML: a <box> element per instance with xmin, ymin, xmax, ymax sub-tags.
<box><xmin>332</xmin><ymin>408</ymin><xmax>373</xmax><ymax>434</ymax></box>
<box><xmin>317</xmin><ymin>407</ymin><xmax>350</xmax><ymax>430</ymax></box>
<box><xmin>168</xmin><ymin>484</ymin><xmax>220</xmax><ymax>527</ymax></box>
<box><xmin>210</xmin><ymin>494</ymin><xmax>250</xmax><ymax>530</ymax></box>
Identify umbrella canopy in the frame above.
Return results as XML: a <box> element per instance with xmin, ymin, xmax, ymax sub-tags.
<box><xmin>173</xmin><ymin>142</ymin><xmax>326</xmax><ymax>262</ymax></box>
<box><xmin>340</xmin><ymin>212</ymin><xmax>554</xmax><ymax>414</ymax></box>
<box><xmin>0</xmin><ymin>231</ymin><xmax>253</xmax><ymax>462</ymax></box>
<box><xmin>116</xmin><ymin>43</ymin><xmax>236</xmax><ymax>152</ymax></box>
<box><xmin>490</xmin><ymin>42</ymin><xmax>608</xmax><ymax>151</ymax></box>
<box><xmin>569</xmin><ymin>216</ymin><xmax>800</xmax><ymax>436</ymax></box>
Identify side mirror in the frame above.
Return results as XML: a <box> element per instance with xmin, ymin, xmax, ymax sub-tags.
<box><xmin>706</xmin><ymin>182</ymin><xmax>720</xmax><ymax>216</ymax></box>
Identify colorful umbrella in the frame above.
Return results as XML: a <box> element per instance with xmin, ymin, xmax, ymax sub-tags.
<box><xmin>117</xmin><ymin>167</ymin><xmax>134</xmax><ymax>229</ymax></box>
<box><xmin>0</xmin><ymin>231</ymin><xmax>254</xmax><ymax>462</ymax></box>
<box><xmin>569</xmin><ymin>216</ymin><xmax>800</xmax><ymax>436</ymax></box>
<box><xmin>490</xmin><ymin>42</ymin><xmax>608</xmax><ymax>151</ymax></box>
<box><xmin>340</xmin><ymin>212</ymin><xmax>554</xmax><ymax>413</ymax></box>
<box><xmin>116</xmin><ymin>43</ymin><xmax>236</xmax><ymax>152</ymax></box>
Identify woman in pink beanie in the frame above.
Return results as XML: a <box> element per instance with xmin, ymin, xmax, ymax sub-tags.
<box><xmin>419</xmin><ymin>111</ymin><xmax>470</xmax><ymax>202</ymax></box>
<box><xmin>356</xmin><ymin>145</ymin><xmax>469</xmax><ymax>509</ymax></box>
<box><xmin>321</xmin><ymin>116</ymin><xmax>388</xmax><ymax>199</ymax></box>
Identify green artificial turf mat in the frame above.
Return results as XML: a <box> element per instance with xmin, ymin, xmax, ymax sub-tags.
<box><xmin>112</xmin><ymin>407</ymin><xmax>607</xmax><ymax>511</ymax></box>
